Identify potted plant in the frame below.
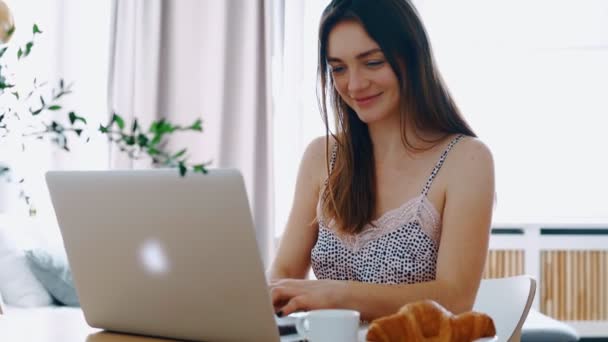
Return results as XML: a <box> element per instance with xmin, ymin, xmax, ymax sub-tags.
<box><xmin>0</xmin><ymin>0</ymin><xmax>208</xmax><ymax>214</ymax></box>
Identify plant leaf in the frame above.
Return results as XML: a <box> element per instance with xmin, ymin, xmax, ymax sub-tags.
<box><xmin>190</xmin><ymin>119</ymin><xmax>203</xmax><ymax>131</ymax></box>
<box><xmin>0</xmin><ymin>81</ymin><xmax>14</xmax><ymax>90</ymax></box>
<box><xmin>30</xmin><ymin>107</ymin><xmax>43</xmax><ymax>116</ymax></box>
<box><xmin>24</xmin><ymin>42</ymin><xmax>34</xmax><ymax>57</ymax></box>
<box><xmin>51</xmin><ymin>121</ymin><xmax>64</xmax><ymax>132</ymax></box>
<box><xmin>193</xmin><ymin>164</ymin><xmax>208</xmax><ymax>174</ymax></box>
<box><xmin>172</xmin><ymin>149</ymin><xmax>187</xmax><ymax>159</ymax></box>
<box><xmin>98</xmin><ymin>124</ymin><xmax>108</xmax><ymax>133</ymax></box>
<box><xmin>178</xmin><ymin>162</ymin><xmax>187</xmax><ymax>177</ymax></box>
<box><xmin>33</xmin><ymin>24</ymin><xmax>42</xmax><ymax>34</ymax></box>
<box><xmin>0</xmin><ymin>46</ymin><xmax>7</xmax><ymax>58</ymax></box>
<box><xmin>17</xmin><ymin>48</ymin><xmax>23</xmax><ymax>59</ymax></box>
<box><xmin>150</xmin><ymin>134</ymin><xmax>162</xmax><ymax>146</ymax></box>
<box><xmin>137</xmin><ymin>133</ymin><xmax>149</xmax><ymax>147</ymax></box>
<box><xmin>112</xmin><ymin>113</ymin><xmax>125</xmax><ymax>129</ymax></box>
<box><xmin>147</xmin><ymin>147</ymin><xmax>160</xmax><ymax>155</ymax></box>
<box><xmin>122</xmin><ymin>135</ymin><xmax>136</xmax><ymax>146</ymax></box>
<box><xmin>48</xmin><ymin>105</ymin><xmax>61</xmax><ymax>111</ymax></box>
<box><xmin>150</xmin><ymin>119</ymin><xmax>174</xmax><ymax>134</ymax></box>
<box><xmin>131</xmin><ymin>118</ymin><xmax>139</xmax><ymax>133</ymax></box>
<box><xmin>68</xmin><ymin>112</ymin><xmax>87</xmax><ymax>125</ymax></box>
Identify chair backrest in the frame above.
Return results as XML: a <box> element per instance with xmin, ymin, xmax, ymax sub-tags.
<box><xmin>473</xmin><ymin>275</ymin><xmax>536</xmax><ymax>342</ymax></box>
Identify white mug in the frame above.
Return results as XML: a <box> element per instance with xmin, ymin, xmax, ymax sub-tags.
<box><xmin>295</xmin><ymin>309</ymin><xmax>360</xmax><ymax>342</ymax></box>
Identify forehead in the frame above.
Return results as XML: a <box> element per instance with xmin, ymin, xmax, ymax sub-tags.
<box><xmin>327</xmin><ymin>20</ymin><xmax>380</xmax><ymax>60</ymax></box>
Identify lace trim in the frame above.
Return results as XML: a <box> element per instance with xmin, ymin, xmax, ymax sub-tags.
<box><xmin>317</xmin><ymin>195</ymin><xmax>441</xmax><ymax>252</ymax></box>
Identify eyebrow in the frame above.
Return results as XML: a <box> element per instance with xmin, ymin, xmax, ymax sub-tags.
<box><xmin>327</xmin><ymin>48</ymin><xmax>383</xmax><ymax>63</ymax></box>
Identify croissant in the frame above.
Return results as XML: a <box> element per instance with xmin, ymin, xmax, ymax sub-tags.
<box><xmin>366</xmin><ymin>300</ymin><xmax>496</xmax><ymax>342</ymax></box>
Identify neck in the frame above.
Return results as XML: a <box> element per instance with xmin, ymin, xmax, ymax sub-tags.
<box><xmin>367</xmin><ymin>113</ymin><xmax>441</xmax><ymax>164</ymax></box>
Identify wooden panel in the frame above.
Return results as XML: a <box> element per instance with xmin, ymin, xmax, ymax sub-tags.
<box><xmin>483</xmin><ymin>250</ymin><xmax>525</xmax><ymax>279</ymax></box>
<box><xmin>541</xmin><ymin>250</ymin><xmax>608</xmax><ymax>321</ymax></box>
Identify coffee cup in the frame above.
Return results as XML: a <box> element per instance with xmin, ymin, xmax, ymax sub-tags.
<box><xmin>295</xmin><ymin>309</ymin><xmax>360</xmax><ymax>342</ymax></box>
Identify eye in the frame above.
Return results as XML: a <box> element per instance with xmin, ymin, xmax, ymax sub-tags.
<box><xmin>330</xmin><ymin>65</ymin><xmax>346</xmax><ymax>75</ymax></box>
<box><xmin>366</xmin><ymin>60</ymin><xmax>385</xmax><ymax>68</ymax></box>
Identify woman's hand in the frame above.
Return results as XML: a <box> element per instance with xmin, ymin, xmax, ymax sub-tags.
<box><xmin>269</xmin><ymin>279</ymin><xmax>348</xmax><ymax>316</ymax></box>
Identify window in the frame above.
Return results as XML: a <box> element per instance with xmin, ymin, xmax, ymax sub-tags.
<box><xmin>0</xmin><ymin>0</ymin><xmax>111</xmax><ymax>240</ymax></box>
<box><xmin>272</xmin><ymin>0</ymin><xmax>608</xmax><ymax>237</ymax></box>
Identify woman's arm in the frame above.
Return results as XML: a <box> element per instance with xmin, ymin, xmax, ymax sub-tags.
<box><xmin>267</xmin><ymin>137</ymin><xmax>328</xmax><ymax>281</ymax></box>
<box><xmin>271</xmin><ymin>138</ymin><xmax>495</xmax><ymax>320</ymax></box>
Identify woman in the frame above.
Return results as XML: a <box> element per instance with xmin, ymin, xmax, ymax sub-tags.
<box><xmin>268</xmin><ymin>0</ymin><xmax>495</xmax><ymax>322</ymax></box>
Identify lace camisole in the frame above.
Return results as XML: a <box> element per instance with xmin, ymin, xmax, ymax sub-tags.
<box><xmin>311</xmin><ymin>135</ymin><xmax>464</xmax><ymax>284</ymax></box>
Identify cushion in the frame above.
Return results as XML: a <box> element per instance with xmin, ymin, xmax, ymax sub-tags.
<box><xmin>522</xmin><ymin>309</ymin><xmax>579</xmax><ymax>342</ymax></box>
<box><xmin>25</xmin><ymin>248</ymin><xmax>80</xmax><ymax>306</ymax></box>
<box><xmin>0</xmin><ymin>226</ymin><xmax>53</xmax><ymax>307</ymax></box>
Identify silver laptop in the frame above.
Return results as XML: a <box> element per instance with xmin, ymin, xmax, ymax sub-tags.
<box><xmin>46</xmin><ymin>169</ymin><xmax>300</xmax><ymax>342</ymax></box>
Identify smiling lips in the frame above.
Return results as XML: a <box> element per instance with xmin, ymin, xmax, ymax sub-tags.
<box><xmin>354</xmin><ymin>92</ymin><xmax>382</xmax><ymax>107</ymax></box>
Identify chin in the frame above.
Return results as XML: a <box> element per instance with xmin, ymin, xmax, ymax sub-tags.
<box><xmin>347</xmin><ymin>97</ymin><xmax>399</xmax><ymax>125</ymax></box>
<box><xmin>353</xmin><ymin>109</ymin><xmax>392</xmax><ymax>125</ymax></box>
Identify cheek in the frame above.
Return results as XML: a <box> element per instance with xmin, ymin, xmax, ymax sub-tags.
<box><xmin>378</xmin><ymin>70</ymin><xmax>400</xmax><ymax>90</ymax></box>
<box><xmin>332</xmin><ymin>78</ymin><xmax>350</xmax><ymax>100</ymax></box>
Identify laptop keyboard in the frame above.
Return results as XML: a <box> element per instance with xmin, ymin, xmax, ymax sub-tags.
<box><xmin>276</xmin><ymin>314</ymin><xmax>297</xmax><ymax>336</ymax></box>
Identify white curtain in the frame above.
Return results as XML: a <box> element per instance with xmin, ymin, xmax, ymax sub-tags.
<box><xmin>0</xmin><ymin>0</ymin><xmax>111</xmax><ymax>245</ymax></box>
<box><xmin>108</xmin><ymin>0</ymin><xmax>275</xmax><ymax>266</ymax></box>
<box><xmin>272</xmin><ymin>0</ymin><xmax>329</xmax><ymax>239</ymax></box>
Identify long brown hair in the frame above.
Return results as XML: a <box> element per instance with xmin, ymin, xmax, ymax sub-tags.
<box><xmin>318</xmin><ymin>0</ymin><xmax>476</xmax><ymax>234</ymax></box>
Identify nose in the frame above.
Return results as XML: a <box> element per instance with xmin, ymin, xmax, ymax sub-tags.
<box><xmin>347</xmin><ymin>68</ymin><xmax>370</xmax><ymax>94</ymax></box>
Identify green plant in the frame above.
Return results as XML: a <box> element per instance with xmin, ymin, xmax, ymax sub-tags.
<box><xmin>0</xmin><ymin>19</ymin><xmax>208</xmax><ymax>212</ymax></box>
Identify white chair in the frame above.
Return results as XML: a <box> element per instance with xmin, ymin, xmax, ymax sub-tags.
<box><xmin>521</xmin><ymin>308</ymin><xmax>579</xmax><ymax>342</ymax></box>
<box><xmin>473</xmin><ymin>275</ymin><xmax>536</xmax><ymax>342</ymax></box>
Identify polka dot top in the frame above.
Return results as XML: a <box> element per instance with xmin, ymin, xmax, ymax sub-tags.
<box><xmin>311</xmin><ymin>135</ymin><xmax>465</xmax><ymax>284</ymax></box>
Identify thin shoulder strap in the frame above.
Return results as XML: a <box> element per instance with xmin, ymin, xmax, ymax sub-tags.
<box><xmin>329</xmin><ymin>142</ymin><xmax>338</xmax><ymax>173</ymax></box>
<box><xmin>421</xmin><ymin>134</ymin><xmax>465</xmax><ymax>197</ymax></box>
<box><xmin>322</xmin><ymin>142</ymin><xmax>339</xmax><ymax>189</ymax></box>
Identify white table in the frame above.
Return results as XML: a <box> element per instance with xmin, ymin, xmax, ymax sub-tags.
<box><xmin>0</xmin><ymin>306</ymin><xmax>498</xmax><ymax>342</ymax></box>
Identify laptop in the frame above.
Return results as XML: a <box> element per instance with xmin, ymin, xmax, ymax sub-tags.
<box><xmin>46</xmin><ymin>169</ymin><xmax>301</xmax><ymax>342</ymax></box>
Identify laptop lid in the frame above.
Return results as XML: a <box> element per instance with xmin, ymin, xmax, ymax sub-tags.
<box><xmin>46</xmin><ymin>169</ymin><xmax>281</xmax><ymax>342</ymax></box>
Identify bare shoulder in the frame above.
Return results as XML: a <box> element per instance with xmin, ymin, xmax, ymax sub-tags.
<box><xmin>302</xmin><ymin>135</ymin><xmax>333</xmax><ymax>166</ymax></box>
<box><xmin>446</xmin><ymin>136</ymin><xmax>494</xmax><ymax>181</ymax></box>
<box><xmin>300</xmin><ymin>135</ymin><xmax>337</xmax><ymax>186</ymax></box>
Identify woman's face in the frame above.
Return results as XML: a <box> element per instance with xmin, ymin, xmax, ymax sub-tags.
<box><xmin>327</xmin><ymin>20</ymin><xmax>401</xmax><ymax>125</ymax></box>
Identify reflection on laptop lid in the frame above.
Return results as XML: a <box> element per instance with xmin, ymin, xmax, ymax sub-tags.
<box><xmin>46</xmin><ymin>169</ymin><xmax>286</xmax><ymax>341</ymax></box>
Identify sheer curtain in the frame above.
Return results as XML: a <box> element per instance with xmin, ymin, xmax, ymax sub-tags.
<box><xmin>272</xmin><ymin>0</ymin><xmax>329</xmax><ymax>239</ymax></box>
<box><xmin>0</xmin><ymin>0</ymin><xmax>111</xmax><ymax>245</ymax></box>
<box><xmin>109</xmin><ymin>0</ymin><xmax>275</xmax><ymax>266</ymax></box>
<box><xmin>272</xmin><ymin>0</ymin><xmax>608</xmax><ymax>238</ymax></box>
<box><xmin>1</xmin><ymin>0</ymin><xmax>277</xmax><ymax>263</ymax></box>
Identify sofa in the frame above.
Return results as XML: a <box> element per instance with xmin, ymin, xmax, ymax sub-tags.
<box><xmin>0</xmin><ymin>222</ymin><xmax>79</xmax><ymax>311</ymax></box>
